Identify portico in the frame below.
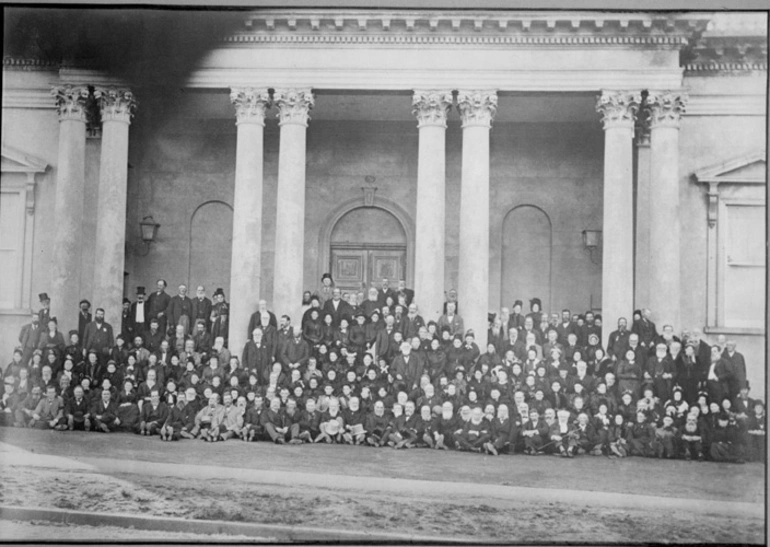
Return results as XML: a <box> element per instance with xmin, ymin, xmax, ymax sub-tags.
<box><xmin>4</xmin><ymin>9</ymin><xmax>765</xmax><ymax>393</ymax></box>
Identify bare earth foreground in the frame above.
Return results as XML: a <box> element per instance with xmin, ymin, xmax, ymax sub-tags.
<box><xmin>0</xmin><ymin>428</ymin><xmax>764</xmax><ymax>543</ymax></box>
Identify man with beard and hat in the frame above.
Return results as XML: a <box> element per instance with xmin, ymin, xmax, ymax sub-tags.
<box><xmin>37</xmin><ymin>293</ymin><xmax>51</xmax><ymax>329</ymax></box>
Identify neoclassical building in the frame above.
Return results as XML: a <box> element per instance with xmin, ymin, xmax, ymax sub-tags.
<box><xmin>1</xmin><ymin>9</ymin><xmax>767</xmax><ymax>392</ymax></box>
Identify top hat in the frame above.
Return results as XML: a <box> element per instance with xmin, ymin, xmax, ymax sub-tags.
<box><xmin>136</xmin><ymin>286</ymin><xmax>146</xmax><ymax>295</ymax></box>
<box><xmin>39</xmin><ymin>293</ymin><xmax>50</xmax><ymax>302</ymax></box>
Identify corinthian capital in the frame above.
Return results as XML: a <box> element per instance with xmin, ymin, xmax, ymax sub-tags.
<box><xmin>94</xmin><ymin>87</ymin><xmax>137</xmax><ymax>124</ymax></box>
<box><xmin>596</xmin><ymin>90</ymin><xmax>641</xmax><ymax>130</ymax></box>
<box><xmin>456</xmin><ymin>90</ymin><xmax>497</xmax><ymax>128</ymax></box>
<box><xmin>230</xmin><ymin>87</ymin><xmax>271</xmax><ymax>126</ymax></box>
<box><xmin>412</xmin><ymin>90</ymin><xmax>453</xmax><ymax>128</ymax></box>
<box><xmin>646</xmin><ymin>91</ymin><xmax>688</xmax><ymax>129</ymax></box>
<box><xmin>51</xmin><ymin>84</ymin><xmax>90</xmax><ymax>122</ymax></box>
<box><xmin>274</xmin><ymin>88</ymin><xmax>314</xmax><ymax>127</ymax></box>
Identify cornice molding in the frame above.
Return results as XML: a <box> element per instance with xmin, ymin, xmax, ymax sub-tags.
<box><xmin>2</xmin><ymin>57</ymin><xmax>60</xmax><ymax>71</ymax></box>
<box><xmin>239</xmin><ymin>10</ymin><xmax>710</xmax><ymax>39</ymax></box>
<box><xmin>684</xmin><ymin>94</ymin><xmax>766</xmax><ymax>116</ymax></box>
<box><xmin>684</xmin><ymin>62</ymin><xmax>767</xmax><ymax>73</ymax></box>
<box><xmin>2</xmin><ymin>89</ymin><xmax>57</xmax><ymax>109</ymax></box>
<box><xmin>225</xmin><ymin>33</ymin><xmax>690</xmax><ymax>47</ymax></box>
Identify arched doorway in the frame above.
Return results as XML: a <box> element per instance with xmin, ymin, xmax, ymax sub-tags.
<box><xmin>330</xmin><ymin>207</ymin><xmax>407</xmax><ymax>293</ymax></box>
<box><xmin>188</xmin><ymin>200</ymin><xmax>233</xmax><ymax>294</ymax></box>
<box><xmin>501</xmin><ymin>205</ymin><xmax>553</xmax><ymax>311</ymax></box>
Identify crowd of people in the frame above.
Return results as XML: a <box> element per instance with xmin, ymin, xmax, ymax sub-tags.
<box><xmin>2</xmin><ymin>275</ymin><xmax>765</xmax><ymax>463</ymax></box>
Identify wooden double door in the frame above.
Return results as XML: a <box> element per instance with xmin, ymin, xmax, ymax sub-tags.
<box><xmin>331</xmin><ymin>245</ymin><xmax>406</xmax><ymax>294</ymax></box>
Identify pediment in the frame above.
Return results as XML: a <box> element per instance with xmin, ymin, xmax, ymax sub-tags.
<box><xmin>694</xmin><ymin>150</ymin><xmax>766</xmax><ymax>184</ymax></box>
<box><xmin>1</xmin><ymin>145</ymin><xmax>47</xmax><ymax>174</ymax></box>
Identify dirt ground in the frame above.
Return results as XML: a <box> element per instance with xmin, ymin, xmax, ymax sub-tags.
<box><xmin>0</xmin><ymin>520</ymin><xmax>262</xmax><ymax>541</ymax></box>
<box><xmin>0</xmin><ymin>428</ymin><xmax>765</xmax><ymax>543</ymax></box>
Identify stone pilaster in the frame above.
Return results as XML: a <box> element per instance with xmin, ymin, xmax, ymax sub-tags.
<box><xmin>596</xmin><ymin>90</ymin><xmax>641</xmax><ymax>348</ymax></box>
<box><xmin>273</xmin><ymin>88</ymin><xmax>314</xmax><ymax>322</ymax></box>
<box><xmin>647</xmin><ymin>91</ymin><xmax>687</xmax><ymax>330</ymax></box>
<box><xmin>412</xmin><ymin>90</ymin><xmax>452</xmax><ymax>322</ymax></box>
<box><xmin>50</xmin><ymin>84</ymin><xmax>90</xmax><ymax>332</ymax></box>
<box><xmin>229</xmin><ymin>87</ymin><xmax>271</xmax><ymax>354</ymax></box>
<box><xmin>457</xmin><ymin>90</ymin><xmax>497</xmax><ymax>349</ymax></box>
<box><xmin>91</xmin><ymin>87</ymin><xmax>137</xmax><ymax>328</ymax></box>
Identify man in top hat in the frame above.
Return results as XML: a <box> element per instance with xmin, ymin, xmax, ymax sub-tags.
<box><xmin>38</xmin><ymin>293</ymin><xmax>51</xmax><ymax>328</ymax></box>
<box><xmin>191</xmin><ymin>285</ymin><xmax>213</xmax><ymax>331</ymax></box>
<box><xmin>129</xmin><ymin>286</ymin><xmax>148</xmax><ymax>341</ymax></box>
<box><xmin>77</xmin><ymin>300</ymin><xmax>92</xmax><ymax>342</ymax></box>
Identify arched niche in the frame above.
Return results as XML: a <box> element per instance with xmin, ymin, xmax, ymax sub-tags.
<box><xmin>501</xmin><ymin>204</ymin><xmax>553</xmax><ymax>312</ymax></box>
<box><xmin>188</xmin><ymin>200</ymin><xmax>233</xmax><ymax>294</ymax></box>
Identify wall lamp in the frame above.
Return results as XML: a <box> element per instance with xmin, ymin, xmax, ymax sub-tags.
<box><xmin>137</xmin><ymin>215</ymin><xmax>161</xmax><ymax>256</ymax></box>
<box><xmin>582</xmin><ymin>229</ymin><xmax>602</xmax><ymax>264</ymax></box>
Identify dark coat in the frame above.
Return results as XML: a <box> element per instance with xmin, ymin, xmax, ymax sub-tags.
<box><xmin>83</xmin><ymin>322</ymin><xmax>115</xmax><ymax>359</ymax></box>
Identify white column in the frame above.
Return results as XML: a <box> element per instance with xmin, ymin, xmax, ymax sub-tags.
<box><xmin>50</xmin><ymin>85</ymin><xmax>89</xmax><ymax>333</ymax></box>
<box><xmin>634</xmin><ymin>121</ymin><xmax>651</xmax><ymax>310</ymax></box>
<box><xmin>412</xmin><ymin>90</ymin><xmax>452</xmax><ymax>323</ymax></box>
<box><xmin>457</xmin><ymin>90</ymin><xmax>497</xmax><ymax>350</ymax></box>
<box><xmin>91</xmin><ymin>88</ymin><xmax>136</xmax><ymax>328</ymax></box>
<box><xmin>228</xmin><ymin>87</ymin><xmax>271</xmax><ymax>353</ymax></box>
<box><xmin>596</xmin><ymin>90</ymin><xmax>641</xmax><ymax>349</ymax></box>
<box><xmin>273</xmin><ymin>88</ymin><xmax>314</xmax><ymax>322</ymax></box>
<box><xmin>647</xmin><ymin>91</ymin><xmax>687</xmax><ymax>331</ymax></box>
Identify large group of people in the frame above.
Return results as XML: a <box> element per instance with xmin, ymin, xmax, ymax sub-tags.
<box><xmin>2</xmin><ymin>275</ymin><xmax>765</xmax><ymax>464</ymax></box>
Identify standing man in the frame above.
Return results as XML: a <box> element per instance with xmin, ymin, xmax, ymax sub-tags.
<box><xmin>83</xmin><ymin>308</ymin><xmax>115</xmax><ymax>365</ymax></box>
<box><xmin>18</xmin><ymin>311</ymin><xmax>42</xmax><ymax>366</ymax></box>
<box><xmin>191</xmin><ymin>285</ymin><xmax>213</xmax><ymax>331</ymax></box>
<box><xmin>377</xmin><ymin>278</ymin><xmax>396</xmax><ymax>308</ymax></box>
<box><xmin>120</xmin><ymin>298</ymin><xmax>132</xmax><ymax>341</ymax></box>
<box><xmin>607</xmin><ymin>317</ymin><xmax>631</xmax><ymax>363</ymax></box>
<box><xmin>77</xmin><ymin>300</ymin><xmax>92</xmax><ymax>342</ymax></box>
<box><xmin>38</xmin><ymin>293</ymin><xmax>51</xmax><ymax>328</ymax></box>
<box><xmin>722</xmin><ymin>340</ymin><xmax>747</xmax><ymax>400</ymax></box>
<box><xmin>508</xmin><ymin>300</ymin><xmax>525</xmax><ymax>332</ymax></box>
<box><xmin>633</xmin><ymin>308</ymin><xmax>659</xmax><ymax>356</ymax></box>
<box><xmin>129</xmin><ymin>286</ymin><xmax>148</xmax><ymax>341</ymax></box>
<box><xmin>322</xmin><ymin>288</ymin><xmax>352</xmax><ymax>327</ymax></box>
<box><xmin>167</xmin><ymin>284</ymin><xmax>193</xmax><ymax>337</ymax></box>
<box><xmin>146</xmin><ymin>280</ymin><xmax>171</xmax><ymax>336</ymax></box>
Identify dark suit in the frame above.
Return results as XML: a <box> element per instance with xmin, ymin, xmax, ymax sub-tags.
<box><xmin>399</xmin><ymin>314</ymin><xmax>425</xmax><ymax>341</ymax></box>
<box><xmin>191</xmin><ymin>297</ymin><xmax>213</xmax><ymax>330</ymax></box>
<box><xmin>321</xmin><ymin>299</ymin><xmax>352</xmax><ymax>327</ymax></box>
<box><xmin>38</xmin><ymin>308</ymin><xmax>51</xmax><ymax>329</ymax></box>
<box><xmin>391</xmin><ymin>353</ymin><xmax>424</xmax><ymax>390</ymax></box>
<box><xmin>607</xmin><ymin>329</ymin><xmax>630</xmax><ymax>361</ymax></box>
<box><xmin>146</xmin><ymin>290</ymin><xmax>171</xmax><ymax>334</ymax></box>
<box><xmin>19</xmin><ymin>323</ymin><xmax>42</xmax><ymax>365</ymax></box>
<box><xmin>247</xmin><ymin>311</ymin><xmax>278</xmax><ymax>340</ymax></box>
<box><xmin>242</xmin><ymin>341</ymin><xmax>273</xmax><ymax>383</ymax></box>
<box><xmin>166</xmin><ymin>295</ymin><xmax>193</xmax><ymax>334</ymax></box>
<box><xmin>377</xmin><ymin>288</ymin><xmax>396</xmax><ymax>308</ymax></box>
<box><xmin>83</xmin><ymin>321</ymin><xmax>115</xmax><ymax>362</ymax></box>
<box><xmin>77</xmin><ymin>311</ymin><xmax>92</xmax><ymax>342</ymax></box>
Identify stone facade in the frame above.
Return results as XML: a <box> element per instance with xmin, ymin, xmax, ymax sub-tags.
<box><xmin>1</xmin><ymin>9</ymin><xmax>766</xmax><ymax>394</ymax></box>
